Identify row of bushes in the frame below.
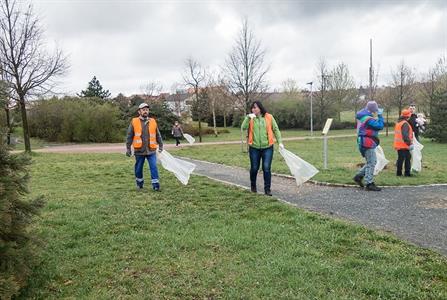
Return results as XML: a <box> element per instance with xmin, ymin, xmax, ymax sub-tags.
<box><xmin>28</xmin><ymin>98</ymin><xmax>124</xmax><ymax>143</ymax></box>
<box><xmin>182</xmin><ymin>124</ymin><xmax>230</xmax><ymax>137</ymax></box>
<box><xmin>27</xmin><ymin>96</ymin><xmax>234</xmax><ymax>143</ymax></box>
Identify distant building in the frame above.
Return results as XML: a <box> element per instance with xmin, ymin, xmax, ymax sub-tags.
<box><xmin>164</xmin><ymin>92</ymin><xmax>192</xmax><ymax>116</ymax></box>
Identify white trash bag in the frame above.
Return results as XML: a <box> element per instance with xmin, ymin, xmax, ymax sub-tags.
<box><xmin>157</xmin><ymin>150</ymin><xmax>196</xmax><ymax>185</ymax></box>
<box><xmin>279</xmin><ymin>147</ymin><xmax>319</xmax><ymax>186</ymax></box>
<box><xmin>411</xmin><ymin>133</ymin><xmax>424</xmax><ymax>173</ymax></box>
<box><xmin>183</xmin><ymin>133</ymin><xmax>195</xmax><ymax>145</ymax></box>
<box><xmin>374</xmin><ymin>145</ymin><xmax>389</xmax><ymax>175</ymax></box>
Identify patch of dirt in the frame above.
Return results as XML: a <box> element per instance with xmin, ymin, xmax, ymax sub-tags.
<box><xmin>418</xmin><ymin>196</ymin><xmax>447</xmax><ymax>209</ymax></box>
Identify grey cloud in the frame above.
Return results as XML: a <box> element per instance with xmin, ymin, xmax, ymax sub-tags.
<box><xmin>32</xmin><ymin>0</ymin><xmax>446</xmax><ymax>96</ymax></box>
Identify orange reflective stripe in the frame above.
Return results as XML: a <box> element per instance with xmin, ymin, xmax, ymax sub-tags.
<box><xmin>132</xmin><ymin>118</ymin><xmax>143</xmax><ymax>149</ymax></box>
<box><xmin>248</xmin><ymin>118</ymin><xmax>254</xmax><ymax>145</ymax></box>
<box><xmin>265</xmin><ymin>114</ymin><xmax>275</xmax><ymax>145</ymax></box>
<box><xmin>148</xmin><ymin>118</ymin><xmax>158</xmax><ymax>150</ymax></box>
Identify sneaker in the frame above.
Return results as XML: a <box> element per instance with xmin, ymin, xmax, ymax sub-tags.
<box><xmin>264</xmin><ymin>190</ymin><xmax>272</xmax><ymax>196</ymax></box>
<box><xmin>366</xmin><ymin>183</ymin><xmax>381</xmax><ymax>191</ymax></box>
<box><xmin>353</xmin><ymin>175</ymin><xmax>364</xmax><ymax>187</ymax></box>
<box><xmin>251</xmin><ymin>186</ymin><xmax>257</xmax><ymax>193</ymax></box>
<box><xmin>152</xmin><ymin>183</ymin><xmax>160</xmax><ymax>191</ymax></box>
<box><xmin>404</xmin><ymin>174</ymin><xmax>412</xmax><ymax>177</ymax></box>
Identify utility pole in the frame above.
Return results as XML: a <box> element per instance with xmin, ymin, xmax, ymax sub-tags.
<box><xmin>307</xmin><ymin>81</ymin><xmax>313</xmax><ymax>136</ymax></box>
<box><xmin>369</xmin><ymin>38</ymin><xmax>373</xmax><ymax>101</ymax></box>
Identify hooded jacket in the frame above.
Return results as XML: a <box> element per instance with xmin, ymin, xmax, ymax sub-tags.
<box><xmin>356</xmin><ymin>108</ymin><xmax>384</xmax><ymax>155</ymax></box>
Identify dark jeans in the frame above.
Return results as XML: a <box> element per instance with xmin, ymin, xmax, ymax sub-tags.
<box><xmin>135</xmin><ymin>153</ymin><xmax>159</xmax><ymax>188</ymax></box>
<box><xmin>396</xmin><ymin>149</ymin><xmax>411</xmax><ymax>176</ymax></box>
<box><xmin>175</xmin><ymin>137</ymin><xmax>181</xmax><ymax>146</ymax></box>
<box><xmin>249</xmin><ymin>146</ymin><xmax>273</xmax><ymax>192</ymax></box>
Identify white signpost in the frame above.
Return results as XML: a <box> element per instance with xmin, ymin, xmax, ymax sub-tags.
<box><xmin>322</xmin><ymin>118</ymin><xmax>333</xmax><ymax>170</ymax></box>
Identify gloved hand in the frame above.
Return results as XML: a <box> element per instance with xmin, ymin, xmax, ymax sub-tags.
<box><xmin>409</xmin><ymin>144</ymin><xmax>414</xmax><ymax>151</ymax></box>
<box><xmin>378</xmin><ymin>108</ymin><xmax>384</xmax><ymax>115</ymax></box>
<box><xmin>248</xmin><ymin>113</ymin><xmax>256</xmax><ymax>119</ymax></box>
<box><xmin>126</xmin><ymin>149</ymin><xmax>132</xmax><ymax>157</ymax></box>
<box><xmin>279</xmin><ymin>143</ymin><xmax>285</xmax><ymax>150</ymax></box>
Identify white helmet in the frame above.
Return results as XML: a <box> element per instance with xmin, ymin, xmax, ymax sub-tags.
<box><xmin>138</xmin><ymin>103</ymin><xmax>149</xmax><ymax>109</ymax></box>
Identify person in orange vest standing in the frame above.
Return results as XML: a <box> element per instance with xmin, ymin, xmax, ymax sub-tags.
<box><xmin>241</xmin><ymin>101</ymin><xmax>283</xmax><ymax>196</ymax></box>
<box><xmin>394</xmin><ymin>109</ymin><xmax>414</xmax><ymax>177</ymax></box>
<box><xmin>126</xmin><ymin>103</ymin><xmax>164</xmax><ymax>191</ymax></box>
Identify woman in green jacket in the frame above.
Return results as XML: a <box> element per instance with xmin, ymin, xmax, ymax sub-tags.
<box><xmin>241</xmin><ymin>101</ymin><xmax>283</xmax><ymax>196</ymax></box>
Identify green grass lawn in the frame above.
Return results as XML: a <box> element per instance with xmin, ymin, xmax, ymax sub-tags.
<box><xmin>170</xmin><ymin>135</ymin><xmax>447</xmax><ymax>186</ymax></box>
<box><xmin>18</xmin><ymin>153</ymin><xmax>447</xmax><ymax>298</ymax></box>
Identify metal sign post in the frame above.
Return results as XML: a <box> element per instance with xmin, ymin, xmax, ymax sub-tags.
<box><xmin>322</xmin><ymin>118</ymin><xmax>333</xmax><ymax>170</ymax></box>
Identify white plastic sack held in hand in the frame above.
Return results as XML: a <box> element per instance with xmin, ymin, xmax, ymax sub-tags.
<box><xmin>279</xmin><ymin>147</ymin><xmax>319</xmax><ymax>186</ymax></box>
<box><xmin>374</xmin><ymin>145</ymin><xmax>389</xmax><ymax>175</ymax></box>
<box><xmin>411</xmin><ymin>133</ymin><xmax>424</xmax><ymax>172</ymax></box>
<box><xmin>183</xmin><ymin>133</ymin><xmax>195</xmax><ymax>145</ymax></box>
<box><xmin>157</xmin><ymin>150</ymin><xmax>196</xmax><ymax>185</ymax></box>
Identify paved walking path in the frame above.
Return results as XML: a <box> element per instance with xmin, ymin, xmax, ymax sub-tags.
<box><xmin>30</xmin><ymin>134</ymin><xmax>356</xmax><ymax>153</ymax></box>
<box><xmin>184</xmin><ymin>157</ymin><xmax>447</xmax><ymax>256</ymax></box>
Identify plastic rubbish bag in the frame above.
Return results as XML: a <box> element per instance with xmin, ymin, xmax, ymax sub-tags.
<box><xmin>157</xmin><ymin>150</ymin><xmax>196</xmax><ymax>185</ymax></box>
<box><xmin>374</xmin><ymin>145</ymin><xmax>389</xmax><ymax>175</ymax></box>
<box><xmin>183</xmin><ymin>133</ymin><xmax>195</xmax><ymax>145</ymax></box>
<box><xmin>279</xmin><ymin>147</ymin><xmax>319</xmax><ymax>186</ymax></box>
<box><xmin>411</xmin><ymin>133</ymin><xmax>424</xmax><ymax>172</ymax></box>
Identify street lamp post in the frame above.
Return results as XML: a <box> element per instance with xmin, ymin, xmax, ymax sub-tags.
<box><xmin>307</xmin><ymin>81</ymin><xmax>313</xmax><ymax>136</ymax></box>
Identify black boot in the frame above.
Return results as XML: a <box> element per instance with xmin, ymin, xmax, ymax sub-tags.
<box><xmin>251</xmin><ymin>185</ymin><xmax>257</xmax><ymax>193</ymax></box>
<box><xmin>366</xmin><ymin>182</ymin><xmax>381</xmax><ymax>191</ymax></box>
<box><xmin>264</xmin><ymin>189</ymin><xmax>272</xmax><ymax>196</ymax></box>
<box><xmin>353</xmin><ymin>175</ymin><xmax>364</xmax><ymax>187</ymax></box>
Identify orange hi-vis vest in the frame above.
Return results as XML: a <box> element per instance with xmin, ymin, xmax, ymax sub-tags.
<box><xmin>248</xmin><ymin>113</ymin><xmax>275</xmax><ymax>146</ymax></box>
<box><xmin>394</xmin><ymin>120</ymin><xmax>413</xmax><ymax>150</ymax></box>
<box><xmin>132</xmin><ymin>117</ymin><xmax>158</xmax><ymax>150</ymax></box>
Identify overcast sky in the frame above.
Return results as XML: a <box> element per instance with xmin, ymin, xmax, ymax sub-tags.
<box><xmin>33</xmin><ymin>0</ymin><xmax>446</xmax><ymax>97</ymax></box>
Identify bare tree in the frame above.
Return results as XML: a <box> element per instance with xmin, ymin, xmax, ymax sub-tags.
<box><xmin>0</xmin><ymin>0</ymin><xmax>68</xmax><ymax>152</ymax></box>
<box><xmin>315</xmin><ymin>58</ymin><xmax>333</xmax><ymax>127</ymax></box>
<box><xmin>204</xmin><ymin>72</ymin><xmax>237</xmax><ymax>136</ymax></box>
<box><xmin>204</xmin><ymin>73</ymin><xmax>220</xmax><ymax>137</ymax></box>
<box><xmin>183</xmin><ymin>57</ymin><xmax>205</xmax><ymax>142</ymax></box>
<box><xmin>420</xmin><ymin>55</ymin><xmax>447</xmax><ymax>118</ymax></box>
<box><xmin>369</xmin><ymin>64</ymin><xmax>380</xmax><ymax>101</ymax></box>
<box><xmin>213</xmin><ymin>76</ymin><xmax>237</xmax><ymax>128</ymax></box>
<box><xmin>224</xmin><ymin>18</ymin><xmax>269</xmax><ymax>113</ymax></box>
<box><xmin>0</xmin><ymin>68</ymin><xmax>15</xmax><ymax>144</ymax></box>
<box><xmin>140</xmin><ymin>81</ymin><xmax>163</xmax><ymax>98</ymax></box>
<box><xmin>390</xmin><ymin>60</ymin><xmax>415</xmax><ymax>115</ymax></box>
<box><xmin>281</xmin><ymin>78</ymin><xmax>301</xmax><ymax>100</ymax></box>
<box><xmin>375</xmin><ymin>86</ymin><xmax>394</xmax><ymax>136</ymax></box>
<box><xmin>328</xmin><ymin>62</ymin><xmax>355</xmax><ymax>122</ymax></box>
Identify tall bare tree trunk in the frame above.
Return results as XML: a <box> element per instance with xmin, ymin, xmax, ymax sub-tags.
<box><xmin>195</xmin><ymin>90</ymin><xmax>202</xmax><ymax>143</ymax></box>
<box><xmin>211</xmin><ymin>99</ymin><xmax>218</xmax><ymax>137</ymax></box>
<box><xmin>19</xmin><ymin>97</ymin><xmax>30</xmax><ymax>152</ymax></box>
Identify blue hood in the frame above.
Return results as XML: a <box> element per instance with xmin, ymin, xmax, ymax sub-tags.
<box><xmin>356</xmin><ymin>108</ymin><xmax>373</xmax><ymax>121</ymax></box>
